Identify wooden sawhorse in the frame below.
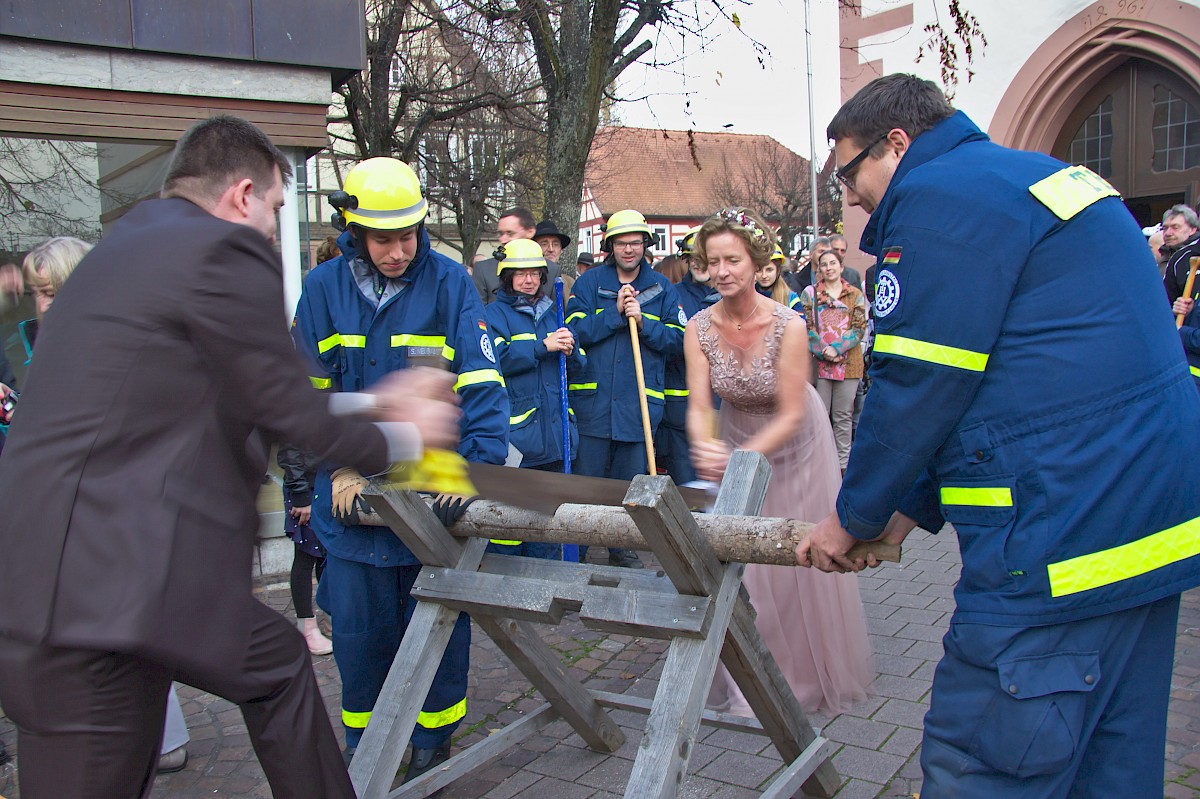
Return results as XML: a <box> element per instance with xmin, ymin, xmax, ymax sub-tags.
<box><xmin>349</xmin><ymin>450</ymin><xmax>841</xmax><ymax>799</ymax></box>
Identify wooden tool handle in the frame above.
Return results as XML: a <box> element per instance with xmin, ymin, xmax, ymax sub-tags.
<box><xmin>846</xmin><ymin>541</ymin><xmax>902</xmax><ymax>564</ymax></box>
<box><xmin>628</xmin><ymin>316</ymin><xmax>656</xmax><ymax>475</ymax></box>
<box><xmin>1177</xmin><ymin>256</ymin><xmax>1200</xmax><ymax>329</ymax></box>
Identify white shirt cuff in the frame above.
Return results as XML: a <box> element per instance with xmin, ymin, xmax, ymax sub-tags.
<box><xmin>328</xmin><ymin>392</ymin><xmax>378</xmax><ymax>417</ymax></box>
<box><xmin>373</xmin><ymin>422</ymin><xmax>423</xmax><ymax>463</ymax></box>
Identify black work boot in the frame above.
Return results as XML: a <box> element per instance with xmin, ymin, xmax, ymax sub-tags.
<box><xmin>608</xmin><ymin>548</ymin><xmax>644</xmax><ymax>568</ymax></box>
<box><xmin>403</xmin><ymin>741</ymin><xmax>451</xmax><ymax>785</ymax></box>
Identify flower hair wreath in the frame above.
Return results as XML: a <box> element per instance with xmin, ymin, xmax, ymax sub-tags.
<box><xmin>717</xmin><ymin>208</ymin><xmax>769</xmax><ymax>244</ymax></box>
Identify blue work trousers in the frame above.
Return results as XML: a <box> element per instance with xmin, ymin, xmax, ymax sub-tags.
<box><xmin>317</xmin><ymin>554</ymin><xmax>470</xmax><ymax>750</ymax></box>
<box><xmin>653</xmin><ymin>423</ymin><xmax>696</xmax><ymax>485</ymax></box>
<box><xmin>921</xmin><ymin>594</ymin><xmax>1180</xmax><ymax>798</ymax></box>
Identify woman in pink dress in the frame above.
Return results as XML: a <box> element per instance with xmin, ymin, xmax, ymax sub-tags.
<box><xmin>684</xmin><ymin>207</ymin><xmax>873</xmax><ymax>716</ymax></box>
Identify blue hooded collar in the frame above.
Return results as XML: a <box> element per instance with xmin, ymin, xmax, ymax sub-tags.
<box><xmin>859</xmin><ymin>111</ymin><xmax>990</xmax><ymax>255</ymax></box>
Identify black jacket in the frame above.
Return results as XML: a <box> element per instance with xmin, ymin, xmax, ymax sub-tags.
<box><xmin>1163</xmin><ymin>232</ymin><xmax>1200</xmax><ymax>304</ymax></box>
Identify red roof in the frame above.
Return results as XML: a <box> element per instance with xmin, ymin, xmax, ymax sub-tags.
<box><xmin>585</xmin><ymin>126</ymin><xmax>811</xmax><ymax>220</ymax></box>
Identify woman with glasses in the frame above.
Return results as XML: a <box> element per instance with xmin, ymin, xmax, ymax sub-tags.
<box><xmin>685</xmin><ymin>207</ymin><xmax>872</xmax><ymax>716</ymax></box>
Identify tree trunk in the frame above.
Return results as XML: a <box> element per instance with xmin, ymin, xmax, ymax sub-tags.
<box><xmin>358</xmin><ymin>500</ymin><xmax>901</xmax><ymax>566</ymax></box>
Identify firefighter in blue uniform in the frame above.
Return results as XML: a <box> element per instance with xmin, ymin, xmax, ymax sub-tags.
<box><xmin>756</xmin><ymin>244</ymin><xmax>803</xmax><ymax>312</ymax></box>
<box><xmin>292</xmin><ymin>157</ymin><xmax>508</xmax><ymax>777</ymax></box>
<box><xmin>566</xmin><ymin>209</ymin><xmax>685</xmax><ymax>567</ymax></box>
<box><xmin>656</xmin><ymin>227</ymin><xmax>716</xmax><ymax>484</ymax></box>
<box><xmin>484</xmin><ymin>238</ymin><xmax>585</xmax><ymax>558</ymax></box>
<box><xmin>1171</xmin><ymin>294</ymin><xmax>1200</xmax><ymax>391</ymax></box>
<box><xmin>799</xmin><ymin>75</ymin><xmax>1200</xmax><ymax>798</ymax></box>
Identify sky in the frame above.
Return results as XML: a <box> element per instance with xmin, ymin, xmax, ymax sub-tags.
<box><xmin>616</xmin><ymin>0</ymin><xmax>844</xmax><ymax>168</ymax></box>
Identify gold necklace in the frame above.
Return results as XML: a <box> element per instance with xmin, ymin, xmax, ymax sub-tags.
<box><xmin>726</xmin><ymin>301</ymin><xmax>760</xmax><ymax>331</ymax></box>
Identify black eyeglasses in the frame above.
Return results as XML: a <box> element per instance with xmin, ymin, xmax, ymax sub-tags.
<box><xmin>835</xmin><ymin>132</ymin><xmax>889</xmax><ymax>190</ymax></box>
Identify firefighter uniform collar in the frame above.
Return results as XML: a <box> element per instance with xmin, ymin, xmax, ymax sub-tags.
<box><xmin>860</xmin><ymin>111</ymin><xmax>989</xmax><ymax>256</ymax></box>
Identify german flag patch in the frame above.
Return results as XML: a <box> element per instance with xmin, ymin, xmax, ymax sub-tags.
<box><xmin>882</xmin><ymin>247</ymin><xmax>902</xmax><ymax>266</ymax></box>
<box><xmin>477</xmin><ymin>320</ymin><xmax>487</xmax><ymax>331</ymax></box>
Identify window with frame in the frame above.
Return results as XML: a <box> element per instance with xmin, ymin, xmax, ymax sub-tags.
<box><xmin>1152</xmin><ymin>84</ymin><xmax>1200</xmax><ymax>172</ymax></box>
<box><xmin>1067</xmin><ymin>95</ymin><xmax>1114</xmax><ymax>178</ymax></box>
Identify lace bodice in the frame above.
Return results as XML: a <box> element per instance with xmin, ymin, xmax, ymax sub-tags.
<box><xmin>695</xmin><ymin>303</ymin><xmax>796</xmax><ymax>415</ymax></box>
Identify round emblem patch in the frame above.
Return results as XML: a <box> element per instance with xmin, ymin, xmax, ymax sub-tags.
<box><xmin>875</xmin><ymin>269</ymin><xmax>901</xmax><ymax>318</ymax></box>
<box><xmin>480</xmin><ymin>332</ymin><xmax>496</xmax><ymax>364</ymax></box>
<box><xmin>678</xmin><ymin>308</ymin><xmax>688</xmax><ymax>326</ymax></box>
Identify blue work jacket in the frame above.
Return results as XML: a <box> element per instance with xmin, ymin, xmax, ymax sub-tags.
<box><xmin>664</xmin><ymin>274</ymin><xmax>721</xmax><ymax>429</ymax></box>
<box><xmin>841</xmin><ymin>111</ymin><xmax>1200</xmax><ymax>626</ymax></box>
<box><xmin>1179</xmin><ymin>302</ymin><xmax>1200</xmax><ymax>392</ymax></box>
<box><xmin>565</xmin><ymin>260</ymin><xmax>685</xmax><ymax>441</ymax></box>
<box><xmin>485</xmin><ymin>289</ymin><xmax>585</xmax><ymax>467</ymax></box>
<box><xmin>293</xmin><ymin>228</ymin><xmax>509</xmax><ymax>566</ymax></box>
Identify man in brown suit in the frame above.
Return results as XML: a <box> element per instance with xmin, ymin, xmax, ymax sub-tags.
<box><xmin>0</xmin><ymin>116</ymin><xmax>460</xmax><ymax>799</ymax></box>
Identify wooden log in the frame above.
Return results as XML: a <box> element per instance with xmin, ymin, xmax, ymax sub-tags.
<box><xmin>358</xmin><ymin>499</ymin><xmax>901</xmax><ymax>566</ymax></box>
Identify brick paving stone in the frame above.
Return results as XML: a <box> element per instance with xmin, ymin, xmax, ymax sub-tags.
<box><xmin>881</xmin><ymin>592</ymin><xmax>938</xmax><ymax>611</ymax></box>
<box><xmin>828</xmin><ymin>777</ymin><xmax>888</xmax><ymax>799</ymax></box>
<box><xmin>701</xmin><ymin>727</ymin><xmax>773</xmax><ymax>755</ymax></box>
<box><xmin>870</xmin><ymin>674</ymin><xmax>932</xmax><ymax>702</ymax></box>
<box><xmin>874</xmin><ymin>654</ymin><xmax>925</xmax><ymax>678</ymax></box>
<box><xmin>524</xmin><ymin>743</ymin><xmax>609</xmax><ymax>781</ymax></box>
<box><xmin>695</xmin><ymin>750</ymin><xmax>782</xmax><ymax>789</ymax></box>
<box><xmin>873</xmin><ymin>698</ymin><xmax>932</xmax><ymax>730</ymax></box>
<box><xmin>823</xmin><ymin>715</ymin><xmax>894</xmax><ymax>749</ymax></box>
<box><xmin>831</xmin><ymin>744</ymin><xmax>906</xmax><ymax>784</ymax></box>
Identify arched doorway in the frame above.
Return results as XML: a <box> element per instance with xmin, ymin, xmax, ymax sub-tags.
<box><xmin>990</xmin><ymin>5</ymin><xmax>1200</xmax><ymax>227</ymax></box>
<box><xmin>1052</xmin><ymin>59</ymin><xmax>1200</xmax><ymax>226</ymax></box>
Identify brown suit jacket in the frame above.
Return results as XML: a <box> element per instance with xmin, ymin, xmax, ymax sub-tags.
<box><xmin>0</xmin><ymin>198</ymin><xmax>390</xmax><ymax>668</ymax></box>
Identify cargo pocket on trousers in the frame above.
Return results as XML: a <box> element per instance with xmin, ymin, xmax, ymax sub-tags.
<box><xmin>971</xmin><ymin>651</ymin><xmax>1099</xmax><ymax>778</ymax></box>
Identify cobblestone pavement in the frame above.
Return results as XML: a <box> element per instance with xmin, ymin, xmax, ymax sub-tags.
<box><xmin>3</xmin><ymin>527</ymin><xmax>1200</xmax><ymax>798</ymax></box>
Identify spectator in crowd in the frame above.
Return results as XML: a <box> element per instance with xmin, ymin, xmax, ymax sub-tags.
<box><xmin>685</xmin><ymin>206</ymin><xmax>872</xmax><ymax>715</ymax></box>
<box><xmin>653</xmin><ymin>251</ymin><xmax>693</xmax><ymax>483</ymax></box>
<box><xmin>800</xmin><ymin>249</ymin><xmax>867</xmax><ymax>473</ymax></box>
<box><xmin>785</xmin><ymin>236</ymin><xmax>831</xmax><ymax>294</ymax></box>
<box><xmin>576</xmin><ymin>251</ymin><xmax>594</xmax><ymax>275</ymax></box>
<box><xmin>653</xmin><ymin>254</ymin><xmax>687</xmax><ymax>285</ymax></box>
<box><xmin>533</xmin><ymin>220</ymin><xmax>570</xmax><ymax>266</ymax></box>
<box><xmin>657</xmin><ymin>227</ymin><xmax>718</xmax><ymax>485</ymax></box>
<box><xmin>1144</xmin><ymin>226</ymin><xmax>1169</xmax><ymax>276</ymax></box>
<box><xmin>0</xmin><ymin>117</ymin><xmax>452</xmax><ymax>799</ymax></box>
<box><xmin>566</xmin><ymin>209</ymin><xmax>685</xmax><ymax>568</ymax></box>
<box><xmin>1161</xmin><ymin>204</ymin><xmax>1200</xmax><ymax>304</ymax></box>
<box><xmin>1173</xmin><ymin>294</ymin><xmax>1200</xmax><ymax>392</ymax></box>
<box><xmin>474</xmin><ymin>208</ymin><xmax>560</xmax><ymax>305</ymax></box>
<box><xmin>828</xmin><ymin>234</ymin><xmax>864</xmax><ymax>289</ymax></box>
<box><xmin>485</xmin><ymin>239</ymin><xmax>584</xmax><ymax>559</ymax></box>
<box><xmin>801</xmin><ymin>73</ymin><xmax>1200</xmax><ymax>798</ymax></box>
<box><xmin>315</xmin><ymin>235</ymin><xmax>341</xmax><ymax>267</ymax></box>
<box><xmin>277</xmin><ymin>443</ymin><xmax>333</xmax><ymax>656</ymax></box>
<box><xmin>757</xmin><ymin>245</ymin><xmax>802</xmax><ymax>312</ymax></box>
<box><xmin>292</xmin><ymin>156</ymin><xmax>508</xmax><ymax>777</ymax></box>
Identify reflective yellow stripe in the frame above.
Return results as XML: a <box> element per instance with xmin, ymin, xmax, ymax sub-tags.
<box><xmin>318</xmin><ymin>333</ymin><xmax>366</xmax><ymax>353</ymax></box>
<box><xmin>566</xmin><ymin>312</ymin><xmax>585</xmax><ymax>324</ymax></box>
<box><xmin>416</xmin><ymin>699</ymin><xmax>466</xmax><ymax>729</ymax></box>
<box><xmin>1047</xmin><ymin>515</ymin><xmax>1200</xmax><ymax>597</ymax></box>
<box><xmin>940</xmin><ymin>487</ymin><xmax>1013</xmax><ymax>506</ymax></box>
<box><xmin>454</xmin><ymin>369</ymin><xmax>505</xmax><ymax>392</ymax></box>
<box><xmin>666</xmin><ymin>323</ymin><xmax>685</xmax><ymax>332</ymax></box>
<box><xmin>644</xmin><ymin>388</ymin><xmax>664</xmax><ymax>400</ymax></box>
<box><xmin>510</xmin><ymin>408</ymin><xmax>535</xmax><ymax>425</ymax></box>
<box><xmin>569</xmin><ymin>382</ymin><xmax>597</xmax><ymax>391</ymax></box>
<box><xmin>310</xmin><ymin>376</ymin><xmax>332</xmax><ymax>389</ymax></box>
<box><xmin>391</xmin><ymin>334</ymin><xmax>454</xmax><ymax>361</ymax></box>
<box><xmin>644</xmin><ymin>312</ymin><xmax>661</xmax><ymax>321</ymax></box>
<box><xmin>342</xmin><ymin>709</ymin><xmax>371</xmax><ymax>729</ymax></box>
<box><xmin>664</xmin><ymin>388</ymin><xmax>689</xmax><ymax>397</ymax></box>
<box><xmin>1191</xmin><ymin>365</ymin><xmax>1200</xmax><ymax>378</ymax></box>
<box><xmin>873</xmin><ymin>334</ymin><xmax>989</xmax><ymax>372</ymax></box>
<box><xmin>490</xmin><ymin>539</ymin><xmax>522</xmax><ymax>546</ymax></box>
<box><xmin>510</xmin><ymin>333</ymin><xmax>537</xmax><ymax>342</ymax></box>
